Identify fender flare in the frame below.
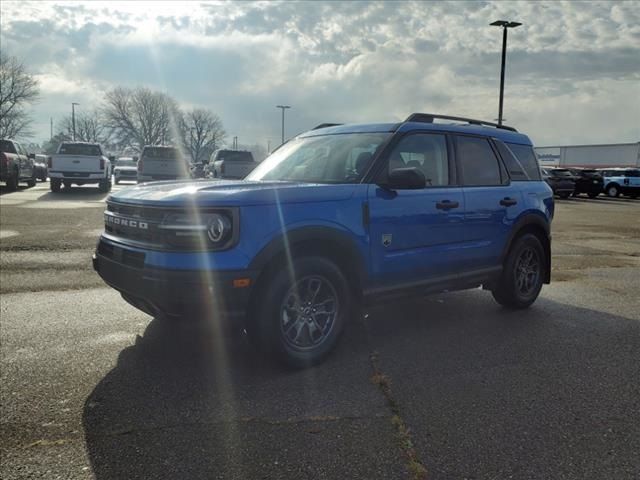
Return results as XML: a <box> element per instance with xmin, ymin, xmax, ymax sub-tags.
<box><xmin>500</xmin><ymin>213</ymin><xmax>551</xmax><ymax>283</ymax></box>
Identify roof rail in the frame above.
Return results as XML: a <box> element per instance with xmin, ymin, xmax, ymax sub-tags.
<box><xmin>404</xmin><ymin>113</ymin><xmax>518</xmax><ymax>132</ymax></box>
<box><xmin>312</xmin><ymin>123</ymin><xmax>343</xmax><ymax>130</ymax></box>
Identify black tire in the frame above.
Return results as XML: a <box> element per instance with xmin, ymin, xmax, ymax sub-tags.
<box><xmin>27</xmin><ymin>173</ymin><xmax>36</xmax><ymax>187</ymax></box>
<box><xmin>6</xmin><ymin>171</ymin><xmax>19</xmax><ymax>191</ymax></box>
<box><xmin>587</xmin><ymin>192</ymin><xmax>599</xmax><ymax>198</ymax></box>
<box><xmin>64</xmin><ymin>181</ymin><xmax>72</xmax><ymax>189</ymax></box>
<box><xmin>491</xmin><ymin>233</ymin><xmax>546</xmax><ymax>309</ymax></box>
<box><xmin>115</xmin><ymin>179</ymin><xmax>120</xmax><ymax>185</ymax></box>
<box><xmin>98</xmin><ymin>179</ymin><xmax>112</xmax><ymax>193</ymax></box>
<box><xmin>606</xmin><ymin>184</ymin><xmax>620</xmax><ymax>198</ymax></box>
<box><xmin>249</xmin><ymin>256</ymin><xmax>351</xmax><ymax>368</ymax></box>
<box><xmin>558</xmin><ymin>192</ymin><xmax>570</xmax><ymax>199</ymax></box>
<box><xmin>50</xmin><ymin>178</ymin><xmax>61</xmax><ymax>192</ymax></box>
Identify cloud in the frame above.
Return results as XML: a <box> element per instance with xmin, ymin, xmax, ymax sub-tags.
<box><xmin>0</xmin><ymin>0</ymin><xmax>638</xmax><ymax>146</ymax></box>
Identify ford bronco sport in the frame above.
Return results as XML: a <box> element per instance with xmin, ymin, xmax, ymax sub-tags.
<box><xmin>93</xmin><ymin>113</ymin><xmax>554</xmax><ymax>367</ymax></box>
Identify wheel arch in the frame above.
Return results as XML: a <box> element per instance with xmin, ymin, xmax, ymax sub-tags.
<box><xmin>248</xmin><ymin>226</ymin><xmax>367</xmax><ymax>305</ymax></box>
<box><xmin>501</xmin><ymin>214</ymin><xmax>551</xmax><ymax>284</ymax></box>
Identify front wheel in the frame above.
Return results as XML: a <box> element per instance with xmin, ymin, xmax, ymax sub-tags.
<box><xmin>6</xmin><ymin>172</ymin><xmax>19</xmax><ymax>191</ymax></box>
<box><xmin>558</xmin><ymin>192</ymin><xmax>570</xmax><ymax>199</ymax></box>
<box><xmin>492</xmin><ymin>234</ymin><xmax>546</xmax><ymax>309</ymax></box>
<box><xmin>588</xmin><ymin>192</ymin><xmax>599</xmax><ymax>198</ymax></box>
<box><xmin>249</xmin><ymin>257</ymin><xmax>351</xmax><ymax>368</ymax></box>
<box><xmin>27</xmin><ymin>173</ymin><xmax>36</xmax><ymax>187</ymax></box>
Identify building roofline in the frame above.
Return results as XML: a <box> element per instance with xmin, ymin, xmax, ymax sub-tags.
<box><xmin>535</xmin><ymin>142</ymin><xmax>640</xmax><ymax>149</ymax></box>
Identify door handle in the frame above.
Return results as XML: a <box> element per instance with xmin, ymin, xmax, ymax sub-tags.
<box><xmin>436</xmin><ymin>200</ymin><xmax>460</xmax><ymax>210</ymax></box>
<box><xmin>500</xmin><ymin>197</ymin><xmax>518</xmax><ymax>207</ymax></box>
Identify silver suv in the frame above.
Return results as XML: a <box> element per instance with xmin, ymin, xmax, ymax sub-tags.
<box><xmin>137</xmin><ymin>146</ymin><xmax>190</xmax><ymax>183</ymax></box>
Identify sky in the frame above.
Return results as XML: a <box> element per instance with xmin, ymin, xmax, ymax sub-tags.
<box><xmin>1</xmin><ymin>0</ymin><xmax>639</xmax><ymax>149</ymax></box>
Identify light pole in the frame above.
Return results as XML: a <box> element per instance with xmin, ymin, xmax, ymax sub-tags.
<box><xmin>71</xmin><ymin>102</ymin><xmax>80</xmax><ymax>140</ymax></box>
<box><xmin>276</xmin><ymin>105</ymin><xmax>291</xmax><ymax>145</ymax></box>
<box><xmin>490</xmin><ymin>20</ymin><xmax>521</xmax><ymax>126</ymax></box>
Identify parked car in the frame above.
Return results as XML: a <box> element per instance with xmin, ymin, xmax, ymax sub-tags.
<box><xmin>0</xmin><ymin>139</ymin><xmax>36</xmax><ymax>190</ymax></box>
<box><xmin>113</xmin><ymin>157</ymin><xmax>138</xmax><ymax>184</ymax></box>
<box><xmin>209</xmin><ymin>149</ymin><xmax>256</xmax><ymax>179</ymax></box>
<box><xmin>542</xmin><ymin>168</ymin><xmax>576</xmax><ymax>199</ymax></box>
<box><xmin>599</xmin><ymin>168</ymin><xmax>640</xmax><ymax>198</ymax></box>
<box><xmin>190</xmin><ymin>162</ymin><xmax>207</xmax><ymax>179</ymax></box>
<box><xmin>566</xmin><ymin>168</ymin><xmax>604</xmax><ymax>198</ymax></box>
<box><xmin>93</xmin><ymin>112</ymin><xmax>553</xmax><ymax>367</ymax></box>
<box><xmin>49</xmin><ymin>142</ymin><xmax>112</xmax><ymax>192</ymax></box>
<box><xmin>137</xmin><ymin>146</ymin><xmax>189</xmax><ymax>183</ymax></box>
<box><xmin>30</xmin><ymin>154</ymin><xmax>48</xmax><ymax>181</ymax></box>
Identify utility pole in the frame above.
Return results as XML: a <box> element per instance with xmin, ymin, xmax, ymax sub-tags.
<box><xmin>276</xmin><ymin>105</ymin><xmax>291</xmax><ymax>145</ymax></box>
<box><xmin>50</xmin><ymin>117</ymin><xmax>53</xmax><ymax>140</ymax></box>
<box><xmin>71</xmin><ymin>102</ymin><xmax>80</xmax><ymax>141</ymax></box>
<box><xmin>267</xmin><ymin>139</ymin><xmax>271</xmax><ymax>154</ymax></box>
<box><xmin>490</xmin><ymin>20</ymin><xmax>521</xmax><ymax>126</ymax></box>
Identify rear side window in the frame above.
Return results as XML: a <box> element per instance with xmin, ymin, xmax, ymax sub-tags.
<box><xmin>0</xmin><ymin>140</ymin><xmax>17</xmax><ymax>154</ymax></box>
<box><xmin>386</xmin><ymin>133</ymin><xmax>449</xmax><ymax>186</ymax></box>
<box><xmin>505</xmin><ymin>143</ymin><xmax>541</xmax><ymax>180</ymax></box>
<box><xmin>455</xmin><ymin>136</ymin><xmax>502</xmax><ymax>186</ymax></box>
<box><xmin>494</xmin><ymin>140</ymin><xmax>528</xmax><ymax>181</ymax></box>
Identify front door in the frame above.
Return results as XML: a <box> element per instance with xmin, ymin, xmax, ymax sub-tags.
<box><xmin>367</xmin><ymin>132</ymin><xmax>466</xmax><ymax>289</ymax></box>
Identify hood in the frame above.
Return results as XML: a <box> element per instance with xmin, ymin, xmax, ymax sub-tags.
<box><xmin>107</xmin><ymin>179</ymin><xmax>358</xmax><ymax>207</ymax></box>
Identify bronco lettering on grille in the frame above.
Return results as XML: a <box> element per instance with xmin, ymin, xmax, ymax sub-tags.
<box><xmin>105</xmin><ymin>214</ymin><xmax>148</xmax><ymax>230</ymax></box>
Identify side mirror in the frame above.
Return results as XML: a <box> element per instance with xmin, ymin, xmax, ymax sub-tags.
<box><xmin>386</xmin><ymin>167</ymin><xmax>426</xmax><ymax>190</ymax></box>
<box><xmin>28</xmin><ymin>153</ymin><xmax>35</xmax><ymax>159</ymax></box>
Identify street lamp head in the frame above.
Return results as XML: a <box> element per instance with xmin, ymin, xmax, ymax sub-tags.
<box><xmin>276</xmin><ymin>105</ymin><xmax>291</xmax><ymax>110</ymax></box>
<box><xmin>490</xmin><ymin>20</ymin><xmax>522</xmax><ymax>28</ymax></box>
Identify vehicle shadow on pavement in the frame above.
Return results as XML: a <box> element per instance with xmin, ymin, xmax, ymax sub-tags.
<box><xmin>36</xmin><ymin>188</ymin><xmax>108</xmax><ymax>202</ymax></box>
<box><xmin>82</xmin><ymin>314</ymin><xmax>406</xmax><ymax>479</ymax></box>
<box><xmin>82</xmin><ymin>292</ymin><xmax>640</xmax><ymax>479</ymax></box>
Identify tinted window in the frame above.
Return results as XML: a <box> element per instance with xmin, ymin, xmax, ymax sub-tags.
<box><xmin>386</xmin><ymin>134</ymin><xmax>449</xmax><ymax>186</ymax></box>
<box><xmin>0</xmin><ymin>140</ymin><xmax>16</xmax><ymax>153</ymax></box>
<box><xmin>506</xmin><ymin>143</ymin><xmax>541</xmax><ymax>180</ymax></box>
<box><xmin>494</xmin><ymin>140</ymin><xmax>528</xmax><ymax>180</ymax></box>
<box><xmin>456</xmin><ymin>136</ymin><xmax>502</xmax><ymax>186</ymax></box>
<box><xmin>59</xmin><ymin>143</ymin><xmax>102</xmax><ymax>156</ymax></box>
<box><xmin>551</xmin><ymin>169</ymin><xmax>573</xmax><ymax>177</ymax></box>
<box><xmin>216</xmin><ymin>151</ymin><xmax>254</xmax><ymax>162</ymax></box>
<box><xmin>142</xmin><ymin>147</ymin><xmax>179</xmax><ymax>159</ymax></box>
<box><xmin>624</xmin><ymin>169</ymin><xmax>640</xmax><ymax>177</ymax></box>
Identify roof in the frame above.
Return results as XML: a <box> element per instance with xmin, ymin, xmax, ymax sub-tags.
<box><xmin>301</xmin><ymin>121</ymin><xmax>532</xmax><ymax>145</ymax></box>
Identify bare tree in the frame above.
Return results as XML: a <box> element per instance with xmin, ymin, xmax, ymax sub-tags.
<box><xmin>59</xmin><ymin>109</ymin><xmax>110</xmax><ymax>144</ymax></box>
<box><xmin>0</xmin><ymin>53</ymin><xmax>39</xmax><ymax>139</ymax></box>
<box><xmin>102</xmin><ymin>87</ymin><xmax>181</xmax><ymax>151</ymax></box>
<box><xmin>181</xmin><ymin>108</ymin><xmax>226</xmax><ymax>163</ymax></box>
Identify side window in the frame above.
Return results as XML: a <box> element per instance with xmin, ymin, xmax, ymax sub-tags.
<box><xmin>505</xmin><ymin>143</ymin><xmax>542</xmax><ymax>181</ymax></box>
<box><xmin>386</xmin><ymin>133</ymin><xmax>449</xmax><ymax>186</ymax></box>
<box><xmin>455</xmin><ymin>136</ymin><xmax>502</xmax><ymax>186</ymax></box>
<box><xmin>494</xmin><ymin>140</ymin><xmax>529</xmax><ymax>181</ymax></box>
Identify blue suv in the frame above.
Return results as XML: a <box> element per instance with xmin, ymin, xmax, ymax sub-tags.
<box><xmin>93</xmin><ymin>113</ymin><xmax>554</xmax><ymax>367</ymax></box>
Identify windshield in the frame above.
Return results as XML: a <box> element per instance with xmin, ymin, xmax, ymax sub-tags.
<box><xmin>0</xmin><ymin>140</ymin><xmax>17</xmax><ymax>154</ymax></box>
<box><xmin>59</xmin><ymin>143</ymin><xmax>102</xmax><ymax>156</ymax></box>
<box><xmin>115</xmin><ymin>159</ymin><xmax>136</xmax><ymax>167</ymax></box>
<box><xmin>246</xmin><ymin>133</ymin><xmax>391</xmax><ymax>183</ymax></box>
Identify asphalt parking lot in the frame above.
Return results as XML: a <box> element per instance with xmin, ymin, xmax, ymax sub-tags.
<box><xmin>1</xmin><ymin>182</ymin><xmax>639</xmax><ymax>479</ymax></box>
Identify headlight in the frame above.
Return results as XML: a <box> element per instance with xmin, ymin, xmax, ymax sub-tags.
<box><xmin>159</xmin><ymin>211</ymin><xmax>235</xmax><ymax>249</ymax></box>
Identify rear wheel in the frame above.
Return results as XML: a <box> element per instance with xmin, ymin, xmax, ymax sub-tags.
<box><xmin>558</xmin><ymin>192</ymin><xmax>570</xmax><ymax>199</ymax></box>
<box><xmin>63</xmin><ymin>180</ymin><xmax>72</xmax><ymax>189</ymax></box>
<box><xmin>98</xmin><ymin>179</ymin><xmax>112</xmax><ymax>193</ymax></box>
<box><xmin>606</xmin><ymin>184</ymin><xmax>620</xmax><ymax>198</ymax></box>
<box><xmin>587</xmin><ymin>192</ymin><xmax>599</xmax><ymax>198</ymax></box>
<box><xmin>492</xmin><ymin>233</ymin><xmax>546</xmax><ymax>309</ymax></box>
<box><xmin>27</xmin><ymin>173</ymin><xmax>36</xmax><ymax>187</ymax></box>
<box><xmin>50</xmin><ymin>178</ymin><xmax>61</xmax><ymax>192</ymax></box>
<box><xmin>249</xmin><ymin>256</ymin><xmax>351</xmax><ymax>368</ymax></box>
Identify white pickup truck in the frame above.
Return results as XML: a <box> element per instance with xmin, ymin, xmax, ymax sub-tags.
<box><xmin>49</xmin><ymin>142</ymin><xmax>112</xmax><ymax>193</ymax></box>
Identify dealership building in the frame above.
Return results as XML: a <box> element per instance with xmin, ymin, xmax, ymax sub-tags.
<box><xmin>535</xmin><ymin>142</ymin><xmax>640</xmax><ymax>168</ymax></box>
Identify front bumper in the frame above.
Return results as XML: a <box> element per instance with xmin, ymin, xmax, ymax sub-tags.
<box><xmin>93</xmin><ymin>241</ymin><xmax>257</xmax><ymax>319</ymax></box>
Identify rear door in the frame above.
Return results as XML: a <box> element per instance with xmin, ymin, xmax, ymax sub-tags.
<box><xmin>455</xmin><ymin>135</ymin><xmax>524</xmax><ymax>271</ymax></box>
<box><xmin>367</xmin><ymin>132</ymin><xmax>466</xmax><ymax>288</ymax></box>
